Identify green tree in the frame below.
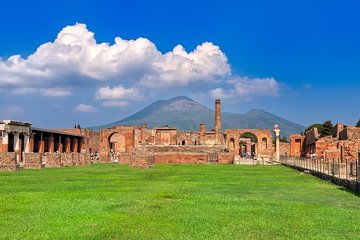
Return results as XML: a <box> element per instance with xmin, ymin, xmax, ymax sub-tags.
<box><xmin>321</xmin><ymin>120</ymin><xmax>333</xmax><ymax>136</ymax></box>
<box><xmin>356</xmin><ymin>119</ymin><xmax>360</xmax><ymax>127</ymax></box>
<box><xmin>305</xmin><ymin>123</ymin><xmax>323</xmax><ymax>133</ymax></box>
<box><xmin>240</xmin><ymin>132</ymin><xmax>258</xmax><ymax>143</ymax></box>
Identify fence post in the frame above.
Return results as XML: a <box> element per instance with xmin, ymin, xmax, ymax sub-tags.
<box><xmin>346</xmin><ymin>158</ymin><xmax>348</xmax><ymax>181</ymax></box>
<box><xmin>356</xmin><ymin>158</ymin><xmax>358</xmax><ymax>193</ymax></box>
<box><xmin>332</xmin><ymin>158</ymin><xmax>334</xmax><ymax>182</ymax></box>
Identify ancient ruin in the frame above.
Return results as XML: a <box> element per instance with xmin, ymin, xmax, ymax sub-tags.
<box><xmin>289</xmin><ymin>123</ymin><xmax>360</xmax><ymax>162</ymax></box>
<box><xmin>0</xmin><ymin>99</ymin><xmax>285</xmax><ymax>170</ymax></box>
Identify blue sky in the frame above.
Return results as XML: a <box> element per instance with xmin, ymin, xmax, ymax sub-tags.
<box><xmin>0</xmin><ymin>0</ymin><xmax>359</xmax><ymax>129</ymax></box>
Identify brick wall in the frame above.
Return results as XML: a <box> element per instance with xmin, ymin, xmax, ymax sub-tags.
<box><xmin>0</xmin><ymin>152</ymin><xmax>17</xmax><ymax>170</ymax></box>
<box><xmin>24</xmin><ymin>153</ymin><xmax>42</xmax><ymax>169</ymax></box>
<box><xmin>154</xmin><ymin>153</ymin><xmax>208</xmax><ymax>164</ymax></box>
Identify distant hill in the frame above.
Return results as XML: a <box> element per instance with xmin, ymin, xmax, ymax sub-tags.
<box><xmin>90</xmin><ymin>96</ymin><xmax>305</xmax><ymax>137</ymax></box>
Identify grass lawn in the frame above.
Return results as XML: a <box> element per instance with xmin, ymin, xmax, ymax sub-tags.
<box><xmin>0</xmin><ymin>164</ymin><xmax>360</xmax><ymax>240</ymax></box>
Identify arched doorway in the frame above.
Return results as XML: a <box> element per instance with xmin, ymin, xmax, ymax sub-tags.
<box><xmin>239</xmin><ymin>132</ymin><xmax>258</xmax><ymax>157</ymax></box>
<box><xmin>108</xmin><ymin>132</ymin><xmax>125</xmax><ymax>162</ymax></box>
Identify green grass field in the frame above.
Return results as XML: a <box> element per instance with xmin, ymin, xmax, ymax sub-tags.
<box><xmin>1</xmin><ymin>164</ymin><xmax>360</xmax><ymax>240</ymax></box>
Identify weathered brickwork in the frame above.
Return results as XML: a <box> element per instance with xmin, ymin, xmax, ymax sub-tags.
<box><xmin>0</xmin><ymin>152</ymin><xmax>17</xmax><ymax>170</ymax></box>
<box><xmin>1</xmin><ymin>99</ymin><xmax>286</xmax><ymax>170</ymax></box>
<box><xmin>23</xmin><ymin>153</ymin><xmax>42</xmax><ymax>169</ymax></box>
<box><xmin>225</xmin><ymin>129</ymin><xmax>274</xmax><ymax>156</ymax></box>
<box><xmin>291</xmin><ymin>123</ymin><xmax>360</xmax><ymax>162</ymax></box>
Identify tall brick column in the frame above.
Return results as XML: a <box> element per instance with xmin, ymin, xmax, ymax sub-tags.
<box><xmin>274</xmin><ymin>125</ymin><xmax>281</xmax><ymax>162</ymax></box>
<box><xmin>199</xmin><ymin>123</ymin><xmax>206</xmax><ymax>145</ymax></box>
<box><xmin>141</xmin><ymin>123</ymin><xmax>147</xmax><ymax>145</ymax></box>
<box><xmin>215</xmin><ymin>99</ymin><xmax>222</xmax><ymax>145</ymax></box>
<box><xmin>72</xmin><ymin>138</ymin><xmax>78</xmax><ymax>153</ymax></box>
<box><xmin>48</xmin><ymin>137</ymin><xmax>55</xmax><ymax>153</ymax></box>
<box><xmin>65</xmin><ymin>137</ymin><xmax>71</xmax><ymax>153</ymax></box>
<box><xmin>29</xmin><ymin>134</ymin><xmax>34</xmax><ymax>153</ymax></box>
<box><xmin>57</xmin><ymin>135</ymin><xmax>63</xmax><ymax>153</ymax></box>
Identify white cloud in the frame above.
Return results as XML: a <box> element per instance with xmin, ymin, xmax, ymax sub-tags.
<box><xmin>12</xmin><ymin>87</ymin><xmax>71</xmax><ymax>97</ymax></box>
<box><xmin>211</xmin><ymin>77</ymin><xmax>279</xmax><ymax>100</ymax></box>
<box><xmin>75</xmin><ymin>104</ymin><xmax>96</xmax><ymax>113</ymax></box>
<box><xmin>0</xmin><ymin>22</ymin><xmax>280</xmax><ymax>105</ymax></box>
<box><xmin>95</xmin><ymin>84</ymin><xmax>141</xmax><ymax>101</ymax></box>
<box><xmin>0</xmin><ymin>23</ymin><xmax>230</xmax><ymax>94</ymax></box>
<box><xmin>101</xmin><ymin>101</ymin><xmax>130</xmax><ymax>107</ymax></box>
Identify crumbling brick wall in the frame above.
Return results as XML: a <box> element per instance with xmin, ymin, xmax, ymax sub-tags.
<box><xmin>24</xmin><ymin>153</ymin><xmax>42</xmax><ymax>169</ymax></box>
<box><xmin>0</xmin><ymin>152</ymin><xmax>17</xmax><ymax>170</ymax></box>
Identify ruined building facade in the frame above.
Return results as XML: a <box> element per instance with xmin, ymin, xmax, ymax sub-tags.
<box><xmin>0</xmin><ymin>99</ymin><xmax>282</xmax><ymax>170</ymax></box>
<box><xmin>289</xmin><ymin>123</ymin><xmax>360</xmax><ymax>162</ymax></box>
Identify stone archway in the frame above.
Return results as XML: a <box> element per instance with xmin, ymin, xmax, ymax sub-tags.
<box><xmin>109</xmin><ymin>132</ymin><xmax>126</xmax><ymax>153</ymax></box>
<box><xmin>239</xmin><ymin>132</ymin><xmax>258</xmax><ymax>157</ymax></box>
<box><xmin>108</xmin><ymin>132</ymin><xmax>126</xmax><ymax>162</ymax></box>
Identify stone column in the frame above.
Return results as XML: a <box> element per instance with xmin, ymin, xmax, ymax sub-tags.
<box><xmin>57</xmin><ymin>135</ymin><xmax>63</xmax><ymax>153</ymax></box>
<box><xmin>215</xmin><ymin>99</ymin><xmax>222</xmax><ymax>144</ymax></box>
<box><xmin>65</xmin><ymin>137</ymin><xmax>71</xmax><ymax>153</ymax></box>
<box><xmin>274</xmin><ymin>125</ymin><xmax>281</xmax><ymax>162</ymax></box>
<box><xmin>79</xmin><ymin>138</ymin><xmax>85</xmax><ymax>153</ymax></box>
<box><xmin>141</xmin><ymin>123</ymin><xmax>147</xmax><ymax>145</ymax></box>
<box><xmin>38</xmin><ymin>132</ymin><xmax>45</xmax><ymax>153</ymax></box>
<box><xmin>2</xmin><ymin>132</ymin><xmax>8</xmax><ymax>152</ymax></box>
<box><xmin>29</xmin><ymin>134</ymin><xmax>34</xmax><ymax>153</ymax></box>
<box><xmin>48</xmin><ymin>136</ymin><xmax>54</xmax><ymax>153</ymax></box>
<box><xmin>199</xmin><ymin>123</ymin><xmax>206</xmax><ymax>145</ymax></box>
<box><xmin>24</xmin><ymin>134</ymin><xmax>30</xmax><ymax>153</ymax></box>
<box><xmin>72</xmin><ymin>138</ymin><xmax>78</xmax><ymax>153</ymax></box>
<box><xmin>14</xmin><ymin>133</ymin><xmax>20</xmax><ymax>162</ymax></box>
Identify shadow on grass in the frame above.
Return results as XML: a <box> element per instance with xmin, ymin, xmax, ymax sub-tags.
<box><xmin>336</xmin><ymin>186</ymin><xmax>360</xmax><ymax>197</ymax></box>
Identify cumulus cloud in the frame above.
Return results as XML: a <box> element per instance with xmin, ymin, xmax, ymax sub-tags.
<box><xmin>0</xmin><ymin>22</ymin><xmax>280</xmax><ymax>106</ymax></box>
<box><xmin>211</xmin><ymin>77</ymin><xmax>279</xmax><ymax>100</ymax></box>
<box><xmin>75</xmin><ymin>104</ymin><xmax>96</xmax><ymax>113</ymax></box>
<box><xmin>0</xmin><ymin>23</ymin><xmax>229</xmax><ymax>93</ymax></box>
<box><xmin>95</xmin><ymin>84</ymin><xmax>141</xmax><ymax>100</ymax></box>
<box><xmin>95</xmin><ymin>84</ymin><xmax>141</xmax><ymax>107</ymax></box>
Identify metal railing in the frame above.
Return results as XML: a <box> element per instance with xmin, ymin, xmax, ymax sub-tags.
<box><xmin>280</xmin><ymin>153</ymin><xmax>360</xmax><ymax>193</ymax></box>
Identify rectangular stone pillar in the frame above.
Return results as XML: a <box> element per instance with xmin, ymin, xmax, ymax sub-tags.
<box><xmin>141</xmin><ymin>123</ymin><xmax>147</xmax><ymax>145</ymax></box>
<box><xmin>24</xmin><ymin>134</ymin><xmax>30</xmax><ymax>153</ymax></box>
<box><xmin>199</xmin><ymin>123</ymin><xmax>206</xmax><ymax>145</ymax></box>
<box><xmin>29</xmin><ymin>134</ymin><xmax>34</xmax><ymax>153</ymax></box>
<box><xmin>274</xmin><ymin>125</ymin><xmax>281</xmax><ymax>162</ymax></box>
<box><xmin>2</xmin><ymin>132</ymin><xmax>8</xmax><ymax>152</ymax></box>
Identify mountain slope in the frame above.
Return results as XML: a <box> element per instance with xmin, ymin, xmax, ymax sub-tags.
<box><xmin>90</xmin><ymin>96</ymin><xmax>305</xmax><ymax>137</ymax></box>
